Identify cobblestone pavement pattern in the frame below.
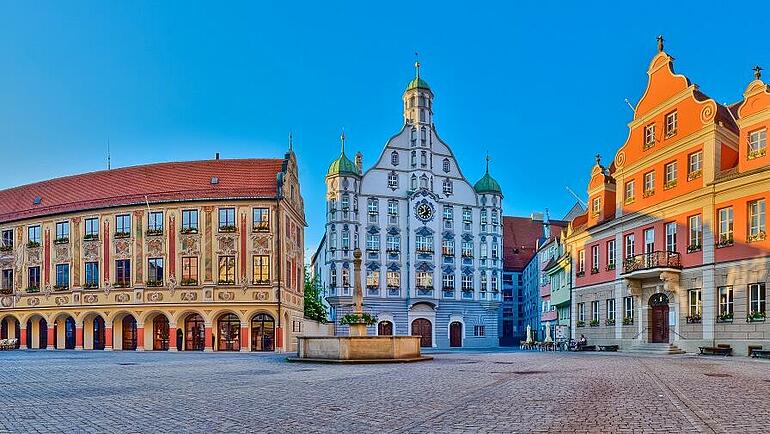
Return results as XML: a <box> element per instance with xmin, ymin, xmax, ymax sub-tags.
<box><xmin>1</xmin><ymin>350</ymin><xmax>768</xmax><ymax>433</ymax></box>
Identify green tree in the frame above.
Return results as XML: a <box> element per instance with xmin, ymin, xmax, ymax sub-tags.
<box><xmin>304</xmin><ymin>266</ymin><xmax>328</xmax><ymax>323</ymax></box>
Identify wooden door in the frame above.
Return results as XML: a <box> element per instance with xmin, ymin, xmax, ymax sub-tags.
<box><xmin>449</xmin><ymin>322</ymin><xmax>462</xmax><ymax>347</ymax></box>
<box><xmin>378</xmin><ymin>321</ymin><xmax>393</xmax><ymax>336</ymax></box>
<box><xmin>411</xmin><ymin>319</ymin><xmax>432</xmax><ymax>347</ymax></box>
<box><xmin>650</xmin><ymin>305</ymin><xmax>669</xmax><ymax>343</ymax></box>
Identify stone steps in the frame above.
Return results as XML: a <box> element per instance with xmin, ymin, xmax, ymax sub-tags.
<box><xmin>624</xmin><ymin>343</ymin><xmax>686</xmax><ymax>355</ymax></box>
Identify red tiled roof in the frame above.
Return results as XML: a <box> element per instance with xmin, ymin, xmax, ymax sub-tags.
<box><xmin>502</xmin><ymin>216</ymin><xmax>543</xmax><ymax>272</ymax></box>
<box><xmin>0</xmin><ymin>158</ymin><xmax>285</xmax><ymax>223</ymax></box>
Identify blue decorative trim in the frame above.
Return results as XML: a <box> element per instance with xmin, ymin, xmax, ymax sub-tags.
<box><xmin>366</xmin><ymin>262</ymin><xmax>380</xmax><ymax>271</ymax></box>
<box><xmin>416</xmin><ymin>262</ymin><xmax>434</xmax><ymax>272</ymax></box>
<box><xmin>462</xmin><ymin>267</ymin><xmax>474</xmax><ymax>275</ymax></box>
<box><xmin>387</xmin><ymin>227</ymin><xmax>400</xmax><ymax>235</ymax></box>
<box><xmin>442</xmin><ymin>231</ymin><xmax>454</xmax><ymax>240</ymax></box>
<box><xmin>367</xmin><ymin>225</ymin><xmax>380</xmax><ymax>234</ymax></box>
<box><xmin>387</xmin><ymin>262</ymin><xmax>400</xmax><ymax>271</ymax></box>
<box><xmin>415</xmin><ymin>226</ymin><xmax>434</xmax><ymax>236</ymax></box>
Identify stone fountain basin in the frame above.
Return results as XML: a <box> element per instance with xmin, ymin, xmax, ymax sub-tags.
<box><xmin>289</xmin><ymin>336</ymin><xmax>432</xmax><ymax>364</ymax></box>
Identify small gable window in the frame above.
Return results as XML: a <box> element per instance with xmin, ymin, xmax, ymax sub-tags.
<box><xmin>391</xmin><ymin>151</ymin><xmax>399</xmax><ymax>166</ymax></box>
<box><xmin>443</xmin><ymin>158</ymin><xmax>450</xmax><ymax>173</ymax></box>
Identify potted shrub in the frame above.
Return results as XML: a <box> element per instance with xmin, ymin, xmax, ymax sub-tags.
<box><xmin>83</xmin><ymin>234</ymin><xmax>99</xmax><ymax>241</ymax></box>
<box><xmin>622</xmin><ymin>316</ymin><xmax>634</xmax><ymax>325</ymax></box>
<box><xmin>576</xmin><ymin>320</ymin><xmax>586</xmax><ymax>328</ymax></box>
<box><xmin>54</xmin><ymin>237</ymin><xmax>69</xmax><ymax>245</ymax></box>
<box><xmin>26</xmin><ymin>241</ymin><xmax>40</xmax><ymax>248</ymax></box>
<box><xmin>686</xmin><ymin>314</ymin><xmax>702</xmax><ymax>324</ymax></box>
<box><xmin>219</xmin><ymin>225</ymin><xmax>237</xmax><ymax>233</ymax></box>
<box><xmin>145</xmin><ymin>229</ymin><xmax>163</xmax><ymax>237</ymax></box>
<box><xmin>589</xmin><ymin>319</ymin><xmax>600</xmax><ymax>327</ymax></box>
<box><xmin>747</xmin><ymin>311</ymin><xmax>766</xmax><ymax>323</ymax></box>
<box><xmin>180</xmin><ymin>227</ymin><xmax>198</xmax><ymax>235</ymax></box>
<box><xmin>605</xmin><ymin>318</ymin><xmax>616</xmax><ymax>326</ymax></box>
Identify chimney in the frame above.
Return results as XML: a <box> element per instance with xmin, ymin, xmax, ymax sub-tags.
<box><xmin>355</xmin><ymin>151</ymin><xmax>363</xmax><ymax>174</ymax></box>
<box><xmin>215</xmin><ymin>152</ymin><xmax>220</xmax><ymax>160</ymax></box>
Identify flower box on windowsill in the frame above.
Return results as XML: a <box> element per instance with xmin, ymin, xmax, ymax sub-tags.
<box><xmin>747</xmin><ymin>148</ymin><xmax>767</xmax><ymax>160</ymax></box>
<box><xmin>0</xmin><ymin>245</ymin><xmax>13</xmax><ymax>252</ymax></box>
<box><xmin>686</xmin><ymin>315</ymin><xmax>702</xmax><ymax>324</ymax></box>
<box><xmin>180</xmin><ymin>228</ymin><xmax>199</xmax><ymax>235</ymax></box>
<box><xmin>622</xmin><ymin>317</ymin><xmax>634</xmax><ymax>326</ymax></box>
<box><xmin>83</xmin><ymin>283</ymin><xmax>99</xmax><ymax>290</ymax></box>
<box><xmin>687</xmin><ymin>170</ymin><xmax>702</xmax><ymax>181</ymax></box>
<box><xmin>605</xmin><ymin>264</ymin><xmax>616</xmax><ymax>271</ymax></box>
<box><xmin>26</xmin><ymin>286</ymin><xmax>40</xmax><ymax>293</ymax></box>
<box><xmin>643</xmin><ymin>141</ymin><xmax>655</xmax><ymax>151</ymax></box>
<box><xmin>624</xmin><ymin>197</ymin><xmax>635</xmax><ymax>205</ymax></box>
<box><xmin>180</xmin><ymin>279</ymin><xmax>198</xmax><ymax>286</ymax></box>
<box><xmin>665</xmin><ymin>129</ymin><xmax>678</xmax><ymax>139</ymax></box>
<box><xmin>748</xmin><ymin>231</ymin><xmax>767</xmax><ymax>243</ymax></box>
<box><xmin>590</xmin><ymin>267</ymin><xmax>599</xmax><ymax>275</ymax></box>
<box><xmin>114</xmin><ymin>232</ymin><xmax>131</xmax><ymax>239</ymax></box>
<box><xmin>747</xmin><ymin>312</ymin><xmax>766</xmax><ymax>323</ymax></box>
<box><xmin>716</xmin><ymin>313</ymin><xmax>733</xmax><ymax>323</ymax></box>
<box><xmin>642</xmin><ymin>190</ymin><xmax>655</xmax><ymax>198</ymax></box>
<box><xmin>83</xmin><ymin>234</ymin><xmax>99</xmax><ymax>241</ymax></box>
<box><xmin>253</xmin><ymin>225</ymin><xmax>270</xmax><ymax>233</ymax></box>
<box><xmin>26</xmin><ymin>241</ymin><xmax>40</xmax><ymax>248</ymax></box>
<box><xmin>0</xmin><ymin>288</ymin><xmax>13</xmax><ymax>295</ymax></box>
<box><xmin>218</xmin><ymin>225</ymin><xmax>237</xmax><ymax>233</ymax></box>
<box><xmin>589</xmin><ymin>320</ymin><xmax>600</xmax><ymax>327</ymax></box>
<box><xmin>687</xmin><ymin>244</ymin><xmax>702</xmax><ymax>253</ymax></box>
<box><xmin>53</xmin><ymin>285</ymin><xmax>69</xmax><ymax>291</ymax></box>
<box><xmin>218</xmin><ymin>280</ymin><xmax>235</xmax><ymax>286</ymax></box>
<box><xmin>252</xmin><ymin>279</ymin><xmax>270</xmax><ymax>286</ymax></box>
<box><xmin>605</xmin><ymin>319</ymin><xmax>616</xmax><ymax>326</ymax></box>
<box><xmin>145</xmin><ymin>280</ymin><xmax>163</xmax><ymax>287</ymax></box>
<box><xmin>576</xmin><ymin>271</ymin><xmax>585</xmax><ymax>278</ymax></box>
<box><xmin>664</xmin><ymin>180</ymin><xmax>678</xmax><ymax>190</ymax></box>
<box><xmin>716</xmin><ymin>238</ymin><xmax>734</xmax><ymax>249</ymax></box>
<box><xmin>145</xmin><ymin>229</ymin><xmax>164</xmax><ymax>237</ymax></box>
<box><xmin>576</xmin><ymin>321</ymin><xmax>586</xmax><ymax>328</ymax></box>
<box><xmin>112</xmin><ymin>282</ymin><xmax>130</xmax><ymax>289</ymax></box>
<box><xmin>54</xmin><ymin>237</ymin><xmax>69</xmax><ymax>245</ymax></box>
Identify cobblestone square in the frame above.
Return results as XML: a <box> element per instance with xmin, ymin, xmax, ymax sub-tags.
<box><xmin>2</xmin><ymin>350</ymin><xmax>769</xmax><ymax>433</ymax></box>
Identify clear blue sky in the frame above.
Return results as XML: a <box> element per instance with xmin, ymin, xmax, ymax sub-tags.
<box><xmin>0</xmin><ymin>1</ymin><xmax>764</xmax><ymax>258</ymax></box>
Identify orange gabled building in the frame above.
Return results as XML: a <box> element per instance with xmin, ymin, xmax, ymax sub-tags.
<box><xmin>565</xmin><ymin>38</ymin><xmax>770</xmax><ymax>355</ymax></box>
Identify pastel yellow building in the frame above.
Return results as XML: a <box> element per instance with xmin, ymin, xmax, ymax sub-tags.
<box><xmin>0</xmin><ymin>149</ymin><xmax>306</xmax><ymax>353</ymax></box>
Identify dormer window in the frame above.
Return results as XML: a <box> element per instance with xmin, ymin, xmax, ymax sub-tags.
<box><xmin>665</xmin><ymin>111</ymin><xmax>678</xmax><ymax>137</ymax></box>
<box><xmin>644</xmin><ymin>123</ymin><xmax>656</xmax><ymax>149</ymax></box>
<box><xmin>748</xmin><ymin>128</ymin><xmax>767</xmax><ymax>160</ymax></box>
<box><xmin>591</xmin><ymin>197</ymin><xmax>601</xmax><ymax>216</ymax></box>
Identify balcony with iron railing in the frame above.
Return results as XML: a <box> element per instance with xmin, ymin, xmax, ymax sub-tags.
<box><xmin>622</xmin><ymin>251</ymin><xmax>682</xmax><ymax>278</ymax></box>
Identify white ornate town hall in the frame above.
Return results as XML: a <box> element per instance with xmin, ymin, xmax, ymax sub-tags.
<box><xmin>312</xmin><ymin>63</ymin><xmax>503</xmax><ymax>348</ymax></box>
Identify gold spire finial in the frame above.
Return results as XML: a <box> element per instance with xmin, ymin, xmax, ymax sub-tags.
<box><xmin>485</xmin><ymin>153</ymin><xmax>491</xmax><ymax>173</ymax></box>
<box><xmin>657</xmin><ymin>35</ymin><xmax>664</xmax><ymax>53</ymax></box>
<box><xmin>754</xmin><ymin>65</ymin><xmax>763</xmax><ymax>80</ymax></box>
<box><xmin>415</xmin><ymin>51</ymin><xmax>420</xmax><ymax>80</ymax></box>
<box><xmin>340</xmin><ymin>129</ymin><xmax>346</xmax><ymax>154</ymax></box>
<box><xmin>288</xmin><ymin>131</ymin><xmax>293</xmax><ymax>151</ymax></box>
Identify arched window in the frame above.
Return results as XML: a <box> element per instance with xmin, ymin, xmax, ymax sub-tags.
<box><xmin>420</xmin><ymin>175</ymin><xmax>429</xmax><ymax>190</ymax></box>
<box><xmin>480</xmin><ymin>241</ymin><xmax>488</xmax><ymax>259</ymax></box>
<box><xmin>330</xmin><ymin>268</ymin><xmax>337</xmax><ymax>287</ymax></box>
<box><xmin>411</xmin><ymin>175</ymin><xmax>418</xmax><ymax>190</ymax></box>
<box><xmin>341</xmin><ymin>230</ymin><xmax>350</xmax><ymax>250</ymax></box>
<box><xmin>443</xmin><ymin>158</ymin><xmax>450</xmax><ymax>173</ymax></box>
<box><xmin>217</xmin><ymin>313</ymin><xmax>240</xmax><ymax>351</ymax></box>
<box><xmin>391</xmin><ymin>151</ymin><xmax>399</xmax><ymax>166</ymax></box>
<box><xmin>184</xmin><ymin>313</ymin><xmax>205</xmax><ymax>351</ymax></box>
<box><xmin>251</xmin><ymin>313</ymin><xmax>275</xmax><ymax>352</ymax></box>
<box><xmin>420</xmin><ymin>151</ymin><xmax>427</xmax><ymax>167</ymax></box>
<box><xmin>153</xmin><ymin>315</ymin><xmax>169</xmax><ymax>351</ymax></box>
<box><xmin>411</xmin><ymin>151</ymin><xmax>417</xmax><ymax>167</ymax></box>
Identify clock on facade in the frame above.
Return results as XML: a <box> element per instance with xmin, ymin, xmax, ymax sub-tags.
<box><xmin>416</xmin><ymin>203</ymin><xmax>433</xmax><ymax>221</ymax></box>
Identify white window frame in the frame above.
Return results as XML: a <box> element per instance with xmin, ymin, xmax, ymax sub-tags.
<box><xmin>718</xmin><ymin>207</ymin><xmax>734</xmax><ymax>244</ymax></box>
<box><xmin>577</xmin><ymin>249</ymin><xmax>585</xmax><ymax>273</ymax></box>
<box><xmin>718</xmin><ymin>286</ymin><xmax>734</xmax><ymax>316</ymax></box>
<box><xmin>748</xmin><ymin>199</ymin><xmax>766</xmax><ymax>240</ymax></box>
<box><xmin>591</xmin><ymin>300</ymin><xmax>600</xmax><ymax>322</ymax></box>
<box><xmin>644</xmin><ymin>123</ymin><xmax>655</xmax><ymax>146</ymax></box>
<box><xmin>749</xmin><ymin>283</ymin><xmax>766</xmax><ymax>314</ymax></box>
<box><xmin>665</xmin><ymin>222</ymin><xmax>677</xmax><ymax>253</ymax></box>
<box><xmin>748</xmin><ymin>128</ymin><xmax>767</xmax><ymax>156</ymax></box>
<box><xmin>606</xmin><ymin>298</ymin><xmax>616</xmax><ymax>321</ymax></box>
<box><xmin>625</xmin><ymin>180</ymin><xmax>635</xmax><ymax>202</ymax></box>
<box><xmin>688</xmin><ymin>215</ymin><xmax>702</xmax><ymax>250</ymax></box>
<box><xmin>643</xmin><ymin>171</ymin><xmax>655</xmax><ymax>195</ymax></box>
<box><xmin>624</xmin><ymin>234</ymin><xmax>635</xmax><ymax>258</ymax></box>
<box><xmin>665</xmin><ymin>110</ymin><xmax>678</xmax><ymax>136</ymax></box>
<box><xmin>607</xmin><ymin>240</ymin><xmax>616</xmax><ymax>268</ymax></box>
<box><xmin>688</xmin><ymin>289</ymin><xmax>702</xmax><ymax>317</ymax></box>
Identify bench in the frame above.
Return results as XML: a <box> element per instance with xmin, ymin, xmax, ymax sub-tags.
<box><xmin>599</xmin><ymin>345</ymin><xmax>619</xmax><ymax>352</ymax></box>
<box><xmin>751</xmin><ymin>349</ymin><xmax>770</xmax><ymax>359</ymax></box>
<box><xmin>698</xmin><ymin>344</ymin><xmax>732</xmax><ymax>356</ymax></box>
<box><xmin>576</xmin><ymin>345</ymin><xmax>596</xmax><ymax>352</ymax></box>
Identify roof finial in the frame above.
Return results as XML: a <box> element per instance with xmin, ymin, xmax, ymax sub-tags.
<box><xmin>485</xmin><ymin>153</ymin><xmax>491</xmax><ymax>174</ymax></box>
<box><xmin>288</xmin><ymin>131</ymin><xmax>293</xmax><ymax>151</ymax></box>
<box><xmin>657</xmin><ymin>35</ymin><xmax>664</xmax><ymax>53</ymax></box>
<box><xmin>595</xmin><ymin>153</ymin><xmax>601</xmax><ymax>165</ymax></box>
<box><xmin>340</xmin><ymin>129</ymin><xmax>346</xmax><ymax>154</ymax></box>
<box><xmin>415</xmin><ymin>51</ymin><xmax>421</xmax><ymax>80</ymax></box>
<box><xmin>754</xmin><ymin>65</ymin><xmax>763</xmax><ymax>80</ymax></box>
